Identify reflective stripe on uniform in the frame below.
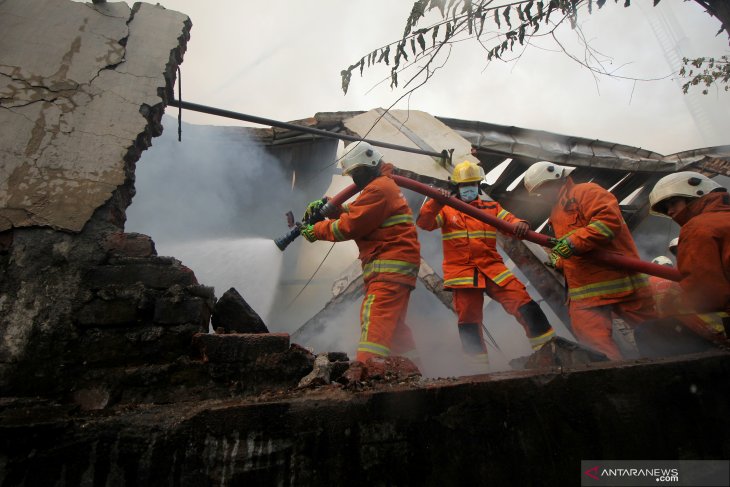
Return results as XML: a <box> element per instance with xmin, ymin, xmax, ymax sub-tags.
<box><xmin>442</xmin><ymin>230</ymin><xmax>496</xmax><ymax>240</ymax></box>
<box><xmin>358</xmin><ymin>341</ymin><xmax>391</xmax><ymax>357</ymax></box>
<box><xmin>696</xmin><ymin>311</ymin><xmax>730</xmax><ymax>334</ymax></box>
<box><xmin>444</xmin><ymin>276</ymin><xmax>476</xmax><ymax>287</ymax></box>
<box><xmin>497</xmin><ymin>209</ymin><xmax>511</xmax><ymax>220</ymax></box>
<box><xmin>381</xmin><ymin>213</ymin><xmax>413</xmax><ymax>228</ymax></box>
<box><xmin>468</xmin><ymin>352</ymin><xmax>489</xmax><ymax>365</ymax></box>
<box><xmin>529</xmin><ymin>329</ymin><xmax>556</xmax><ymax>350</ymax></box>
<box><xmin>435</xmin><ymin>214</ymin><xmax>444</xmax><ymax>228</ymax></box>
<box><xmin>492</xmin><ymin>269</ymin><xmax>513</xmax><ymax>285</ymax></box>
<box><xmin>331</xmin><ymin>220</ymin><xmax>346</xmax><ymax>241</ymax></box>
<box><xmin>588</xmin><ymin>220</ymin><xmax>614</xmax><ymax>240</ymax></box>
<box><xmin>360</xmin><ymin>293</ymin><xmax>376</xmax><ymax>342</ymax></box>
<box><xmin>362</xmin><ymin>259</ymin><xmax>419</xmax><ymax>280</ymax></box>
<box><xmin>569</xmin><ymin>274</ymin><xmax>650</xmax><ymax>301</ymax></box>
<box><xmin>442</xmin><ymin>230</ymin><xmax>469</xmax><ymax>240</ymax></box>
<box><xmin>469</xmin><ymin>230</ymin><xmax>497</xmax><ymax>239</ymax></box>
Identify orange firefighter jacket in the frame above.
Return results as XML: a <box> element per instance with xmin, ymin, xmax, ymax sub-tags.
<box><xmin>648</xmin><ymin>275</ymin><xmax>678</xmax><ymax>317</ymax></box>
<box><xmin>417</xmin><ymin>197</ymin><xmax>523</xmax><ymax>289</ymax></box>
<box><xmin>313</xmin><ymin>163</ymin><xmax>420</xmax><ymax>287</ymax></box>
<box><xmin>673</xmin><ymin>191</ymin><xmax>730</xmax><ymax>315</ymax></box>
<box><xmin>549</xmin><ymin>178</ymin><xmax>650</xmax><ymax>309</ymax></box>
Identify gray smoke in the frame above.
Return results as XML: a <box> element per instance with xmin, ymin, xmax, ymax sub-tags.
<box><xmin>127</xmin><ymin>116</ymin><xmax>303</xmax><ymax>242</ymax></box>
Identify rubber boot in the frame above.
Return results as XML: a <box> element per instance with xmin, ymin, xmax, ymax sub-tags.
<box><xmin>516</xmin><ymin>301</ymin><xmax>556</xmax><ymax>350</ymax></box>
<box><xmin>458</xmin><ymin>322</ymin><xmax>489</xmax><ymax>369</ymax></box>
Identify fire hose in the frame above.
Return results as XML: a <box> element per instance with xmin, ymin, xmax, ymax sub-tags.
<box><xmin>311</xmin><ymin>174</ymin><xmax>682</xmax><ymax>282</ymax></box>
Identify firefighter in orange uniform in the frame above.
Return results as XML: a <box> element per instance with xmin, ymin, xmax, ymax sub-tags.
<box><xmin>647</xmin><ymin>255</ymin><xmax>679</xmax><ymax>317</ymax></box>
<box><xmin>300</xmin><ymin>142</ymin><xmax>421</xmax><ymax>364</ymax></box>
<box><xmin>523</xmin><ymin>161</ymin><xmax>657</xmax><ymax>360</ymax></box>
<box><xmin>417</xmin><ymin>161</ymin><xmax>555</xmax><ymax>367</ymax></box>
<box><xmin>635</xmin><ymin>172</ymin><xmax>730</xmax><ymax>355</ymax></box>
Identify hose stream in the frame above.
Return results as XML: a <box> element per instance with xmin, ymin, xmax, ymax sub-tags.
<box><xmin>323</xmin><ymin>174</ymin><xmax>682</xmax><ymax>282</ymax></box>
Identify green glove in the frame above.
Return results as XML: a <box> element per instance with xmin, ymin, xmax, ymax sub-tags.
<box><xmin>549</xmin><ymin>236</ymin><xmax>575</xmax><ymax>259</ymax></box>
<box><xmin>303</xmin><ymin>198</ymin><xmax>327</xmax><ymax>225</ymax></box>
<box><xmin>546</xmin><ymin>252</ymin><xmax>561</xmax><ymax>269</ymax></box>
<box><xmin>300</xmin><ymin>224</ymin><xmax>318</xmax><ymax>242</ymax></box>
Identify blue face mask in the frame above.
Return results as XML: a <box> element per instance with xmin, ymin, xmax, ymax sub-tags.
<box><xmin>459</xmin><ymin>184</ymin><xmax>478</xmax><ymax>202</ymax></box>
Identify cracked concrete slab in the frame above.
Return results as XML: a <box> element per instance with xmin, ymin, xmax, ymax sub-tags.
<box><xmin>0</xmin><ymin>0</ymin><xmax>189</xmax><ymax>231</ymax></box>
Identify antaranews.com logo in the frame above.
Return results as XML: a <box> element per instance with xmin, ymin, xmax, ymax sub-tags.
<box><xmin>581</xmin><ymin>460</ymin><xmax>729</xmax><ymax>486</ymax></box>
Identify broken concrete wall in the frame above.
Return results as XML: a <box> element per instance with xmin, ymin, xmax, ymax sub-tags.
<box><xmin>0</xmin><ymin>0</ymin><xmax>202</xmax><ymax>398</ymax></box>
<box><xmin>1</xmin><ymin>352</ymin><xmax>728</xmax><ymax>485</ymax></box>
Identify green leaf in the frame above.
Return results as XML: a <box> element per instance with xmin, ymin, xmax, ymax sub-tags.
<box><xmin>537</xmin><ymin>1</ymin><xmax>544</xmax><ymax>19</ymax></box>
<box><xmin>359</xmin><ymin>58</ymin><xmax>365</xmax><ymax>75</ymax></box>
<box><xmin>340</xmin><ymin>68</ymin><xmax>352</xmax><ymax>94</ymax></box>
<box><xmin>447</xmin><ymin>0</ymin><xmax>459</xmax><ymax>17</ymax></box>
<box><xmin>477</xmin><ymin>13</ymin><xmax>486</xmax><ymax>38</ymax></box>
<box><xmin>379</xmin><ymin>45</ymin><xmax>391</xmax><ymax>66</ymax></box>
<box><xmin>432</xmin><ymin>24</ymin><xmax>440</xmax><ymax>46</ymax></box>
<box><xmin>417</xmin><ymin>33</ymin><xmax>426</xmax><ymax>51</ymax></box>
<box><xmin>597</xmin><ymin>0</ymin><xmax>606</xmax><ymax>7</ymax></box>
<box><xmin>398</xmin><ymin>42</ymin><xmax>409</xmax><ymax>61</ymax></box>
<box><xmin>391</xmin><ymin>68</ymin><xmax>398</xmax><ymax>88</ymax></box>
<box><xmin>428</xmin><ymin>0</ymin><xmax>446</xmax><ymax>16</ymax></box>
<box><xmin>545</xmin><ymin>2</ymin><xmax>554</xmax><ymax>24</ymax></box>
<box><xmin>404</xmin><ymin>0</ymin><xmax>429</xmax><ymax>38</ymax></box>
<box><xmin>494</xmin><ymin>8</ymin><xmax>501</xmax><ymax>29</ymax></box>
<box><xmin>519</xmin><ymin>25</ymin><xmax>526</xmax><ymax>45</ymax></box>
<box><xmin>503</xmin><ymin>5</ymin><xmax>512</xmax><ymax>28</ymax></box>
<box><xmin>525</xmin><ymin>1</ymin><xmax>534</xmax><ymax>22</ymax></box>
<box><xmin>411</xmin><ymin>38</ymin><xmax>417</xmax><ymax>55</ymax></box>
<box><xmin>517</xmin><ymin>5</ymin><xmax>525</xmax><ymax>22</ymax></box>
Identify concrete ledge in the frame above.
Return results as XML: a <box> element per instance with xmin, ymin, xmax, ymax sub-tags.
<box><xmin>191</xmin><ymin>333</ymin><xmax>291</xmax><ymax>363</ymax></box>
<box><xmin>1</xmin><ymin>351</ymin><xmax>728</xmax><ymax>485</ymax></box>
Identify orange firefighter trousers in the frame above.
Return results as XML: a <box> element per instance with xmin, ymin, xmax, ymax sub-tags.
<box><xmin>357</xmin><ymin>281</ymin><xmax>418</xmax><ymax>363</ymax></box>
<box><xmin>452</xmin><ymin>279</ymin><xmax>534</xmax><ymax>351</ymax></box>
<box><xmin>569</xmin><ymin>295</ymin><xmax>656</xmax><ymax>360</ymax></box>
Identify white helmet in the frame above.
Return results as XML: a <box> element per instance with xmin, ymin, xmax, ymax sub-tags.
<box><xmin>649</xmin><ymin>171</ymin><xmax>724</xmax><ymax>216</ymax></box>
<box><xmin>651</xmin><ymin>255</ymin><xmax>674</xmax><ymax>267</ymax></box>
<box><xmin>668</xmin><ymin>237</ymin><xmax>679</xmax><ymax>256</ymax></box>
<box><xmin>523</xmin><ymin>161</ymin><xmax>574</xmax><ymax>194</ymax></box>
<box><xmin>340</xmin><ymin>141</ymin><xmax>383</xmax><ymax>175</ymax></box>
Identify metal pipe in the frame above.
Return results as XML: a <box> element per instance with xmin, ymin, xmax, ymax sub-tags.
<box><xmin>323</xmin><ymin>175</ymin><xmax>683</xmax><ymax>282</ymax></box>
<box><xmin>168</xmin><ymin>99</ymin><xmax>448</xmax><ymax>162</ymax></box>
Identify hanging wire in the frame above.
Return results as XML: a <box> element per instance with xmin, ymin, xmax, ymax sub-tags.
<box><xmin>177</xmin><ymin>66</ymin><xmax>182</xmax><ymax>142</ymax></box>
<box><xmin>482</xmin><ymin>324</ymin><xmax>503</xmax><ymax>354</ymax></box>
<box><xmin>287</xmin><ymin>242</ymin><xmax>336</xmax><ymax>308</ymax></box>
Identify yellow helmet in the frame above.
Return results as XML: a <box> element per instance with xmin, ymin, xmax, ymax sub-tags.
<box><xmin>451</xmin><ymin>161</ymin><xmax>485</xmax><ymax>184</ymax></box>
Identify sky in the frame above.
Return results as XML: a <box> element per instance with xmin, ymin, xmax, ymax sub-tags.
<box><xmin>120</xmin><ymin>0</ymin><xmax>729</xmax><ymax>155</ymax></box>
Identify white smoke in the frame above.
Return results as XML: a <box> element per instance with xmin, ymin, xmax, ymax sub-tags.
<box><xmin>126</xmin><ymin>116</ymin><xmax>304</xmax><ymax>325</ymax></box>
<box><xmin>156</xmin><ymin>237</ymin><xmax>283</xmax><ymax>323</ymax></box>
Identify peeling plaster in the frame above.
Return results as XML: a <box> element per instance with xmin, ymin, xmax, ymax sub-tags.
<box><xmin>0</xmin><ymin>0</ymin><xmax>189</xmax><ymax>231</ymax></box>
